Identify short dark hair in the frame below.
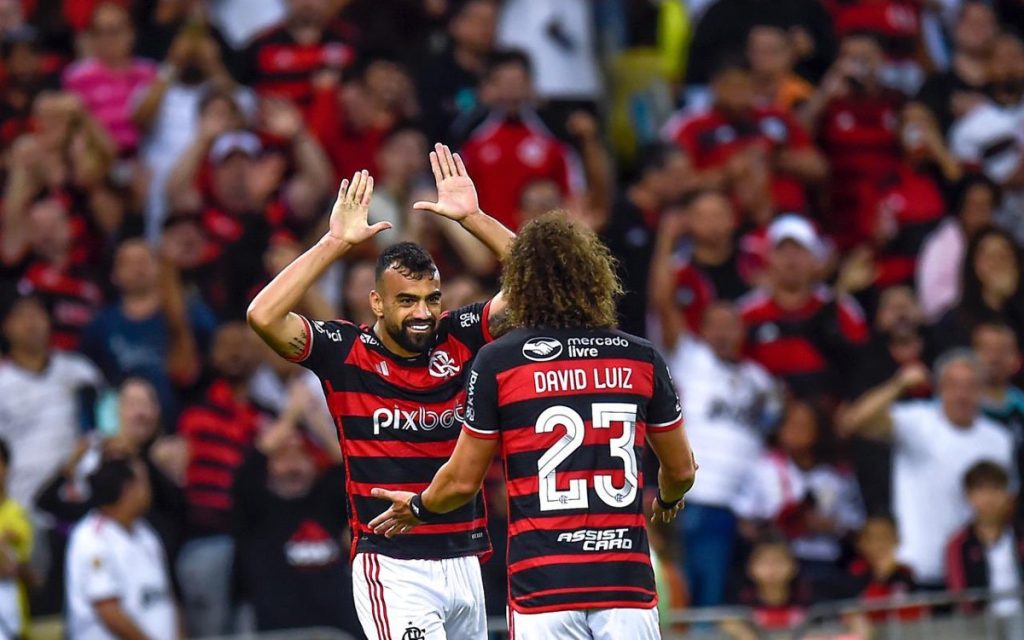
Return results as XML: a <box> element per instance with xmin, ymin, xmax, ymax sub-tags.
<box><xmin>964</xmin><ymin>461</ymin><xmax>1010</xmax><ymax>492</ymax></box>
<box><xmin>89</xmin><ymin>458</ymin><xmax>137</xmax><ymax>507</ymax></box>
<box><xmin>710</xmin><ymin>51</ymin><xmax>752</xmax><ymax>80</ymax></box>
<box><xmin>634</xmin><ymin>142</ymin><xmax>682</xmax><ymax>179</ymax></box>
<box><xmin>952</xmin><ymin>172</ymin><xmax>1001</xmax><ymax>216</ymax></box>
<box><xmin>485</xmin><ymin>49</ymin><xmax>533</xmax><ymax>80</ymax></box>
<box><xmin>375</xmin><ymin>242</ymin><xmax>438</xmax><ymax>283</ymax></box>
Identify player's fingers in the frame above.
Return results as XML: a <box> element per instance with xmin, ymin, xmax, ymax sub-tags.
<box><xmin>336</xmin><ymin>179</ymin><xmax>349</xmax><ymax>201</ymax></box>
<box><xmin>368</xmin><ymin>221</ymin><xmax>392</xmax><ymax>236</ymax></box>
<box><xmin>412</xmin><ymin>201</ymin><xmax>440</xmax><ymax>213</ymax></box>
<box><xmin>367</xmin><ymin>511</ymin><xmax>391</xmax><ymax>530</ymax></box>
<box><xmin>428</xmin><ymin>151</ymin><xmax>443</xmax><ymax>184</ymax></box>
<box><xmin>370</xmin><ymin>488</ymin><xmax>394</xmax><ymax>501</ymax></box>
<box><xmin>441</xmin><ymin>144</ymin><xmax>457</xmax><ymax>177</ymax></box>
<box><xmin>453</xmin><ymin>152</ymin><xmax>468</xmax><ymax>177</ymax></box>
<box><xmin>435</xmin><ymin>143</ymin><xmax>453</xmax><ymax>178</ymax></box>
<box><xmin>346</xmin><ymin>171</ymin><xmax>362</xmax><ymax>201</ymax></box>
<box><xmin>354</xmin><ymin>170</ymin><xmax>369</xmax><ymax>202</ymax></box>
<box><xmin>362</xmin><ymin>176</ymin><xmax>374</xmax><ymax>206</ymax></box>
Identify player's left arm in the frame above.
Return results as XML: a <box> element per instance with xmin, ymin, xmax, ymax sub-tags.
<box><xmin>369</xmin><ymin>432</ymin><xmax>498</xmax><ymax>538</ymax></box>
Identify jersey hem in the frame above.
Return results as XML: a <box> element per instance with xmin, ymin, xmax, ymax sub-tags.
<box><xmin>647</xmin><ymin>415</ymin><xmax>683</xmax><ymax>433</ymax></box>
<box><xmin>462</xmin><ymin>423</ymin><xmax>499</xmax><ymax>439</ymax></box>
<box><xmin>508</xmin><ymin>597</ymin><xmax>659</xmax><ymax>615</ymax></box>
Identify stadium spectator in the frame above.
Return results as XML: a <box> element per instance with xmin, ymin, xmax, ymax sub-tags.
<box><xmin>721</xmin><ymin>534</ymin><xmax>817</xmax><ymax>639</ymax></box>
<box><xmin>933</xmin><ymin>226</ymin><xmax>1024</xmax><ymax>353</ymax></box>
<box><xmin>946</xmin><ymin>461</ymin><xmax>1024</xmax><ymax>630</ymax></box>
<box><xmin>685</xmin><ymin>0</ymin><xmax>836</xmax><ymax>85</ymax></box>
<box><xmin>176</xmin><ymin>322</ymin><xmax>270</xmax><ymax>637</ymax></box>
<box><xmin>824</xmin><ymin>0</ymin><xmax>924</xmax><ymax>94</ymax></box>
<box><xmin>862</xmin><ymin>102</ymin><xmax>959</xmax><ymax>289</ymax></box>
<box><xmin>237</xmin><ymin>0</ymin><xmax>354</xmax><ymax>108</ymax></box>
<box><xmin>133</xmin><ymin>21</ymin><xmax>252</xmax><ymax>238</ymax></box>
<box><xmin>0</xmin><ymin>438</ymin><xmax>33</xmax><ymax>639</ymax></box>
<box><xmin>949</xmin><ymin>33</ymin><xmax>1024</xmax><ymax>243</ymax></box>
<box><xmin>0</xmin><ymin>26</ymin><xmax>60</xmax><ymax>150</ymax></box>
<box><xmin>366</xmin><ymin>124</ymin><xmax>430</xmax><ymax>246</ymax></box>
<box><xmin>843</xmin><ymin>514</ymin><xmax>922</xmax><ymax>620</ymax></box>
<box><xmin>917</xmin><ymin>172</ymin><xmax>1000</xmax><ymax>322</ymax></box>
<box><xmin>739</xmin><ymin>215</ymin><xmax>868</xmax><ymax>403</ymax></box>
<box><xmin>839</xmin><ymin>351</ymin><xmax>1015</xmax><ymax>587</ymax></box>
<box><xmin>0</xmin><ymin>292</ymin><xmax>103</xmax><ymax>518</ymax></box>
<box><xmin>747</xmin><ymin>24</ymin><xmax>815</xmax><ymax>113</ymax></box>
<box><xmin>457</xmin><ymin>49</ymin><xmax>580</xmax><ymax>231</ymax></box>
<box><xmin>915</xmin><ymin>0</ymin><xmax>996</xmax><ymax>133</ymax></box>
<box><xmin>665</xmin><ymin>55</ymin><xmax>827</xmax><ymax>216</ymax></box>
<box><xmin>231</xmin><ymin>386</ymin><xmax>358</xmax><ymax>634</ymax></box>
<box><xmin>416</xmin><ymin>0</ymin><xmax>498</xmax><ymax>143</ymax></box>
<box><xmin>62</xmin><ymin>3</ymin><xmax>157</xmax><ymax>154</ymax></box>
<box><xmin>734</xmin><ymin>400</ymin><xmax>864</xmax><ymax>580</ymax></box>
<box><xmin>601</xmin><ymin>143</ymin><xmax>690</xmax><ymax>337</ymax></box>
<box><xmin>79</xmin><ymin>239</ymin><xmax>209</xmax><ymax>416</ymax></box>
<box><xmin>805</xmin><ymin>31</ymin><xmax>904</xmax><ymax>249</ymax></box>
<box><xmin>65</xmin><ymin>457</ymin><xmax>178</xmax><ymax>640</ymax></box>
<box><xmin>972</xmin><ymin>323</ymin><xmax>1024</xmax><ymax>481</ymax></box>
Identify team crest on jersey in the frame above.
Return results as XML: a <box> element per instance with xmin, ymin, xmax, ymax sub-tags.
<box><xmin>522</xmin><ymin>337</ymin><xmax>562</xmax><ymax>362</ymax></box>
<box><xmin>428</xmin><ymin>350</ymin><xmax>461</xmax><ymax>378</ymax></box>
<box><xmin>402</xmin><ymin>624</ymin><xmax>426</xmax><ymax>640</ymax></box>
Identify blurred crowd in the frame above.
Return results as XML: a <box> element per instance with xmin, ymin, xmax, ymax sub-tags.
<box><xmin>0</xmin><ymin>0</ymin><xmax>1021</xmax><ymax>637</ymax></box>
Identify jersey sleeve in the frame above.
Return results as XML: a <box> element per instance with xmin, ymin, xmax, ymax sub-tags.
<box><xmin>75</xmin><ymin>530</ymin><xmax>121</xmax><ymax>603</ymax></box>
<box><xmin>461</xmin><ymin>349</ymin><xmax>501</xmax><ymax>440</ymax></box>
<box><xmin>648</xmin><ymin>349</ymin><xmax>683</xmax><ymax>433</ymax></box>
<box><xmin>441</xmin><ymin>301</ymin><xmax>494</xmax><ymax>354</ymax></box>
<box><xmin>289</xmin><ymin>316</ymin><xmax>359</xmax><ymax>376</ymax></box>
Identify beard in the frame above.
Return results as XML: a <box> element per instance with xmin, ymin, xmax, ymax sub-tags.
<box><xmin>385</xmin><ymin>317</ymin><xmax>437</xmax><ymax>354</ymax></box>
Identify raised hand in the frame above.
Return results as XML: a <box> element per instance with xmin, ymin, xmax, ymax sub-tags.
<box><xmin>368</xmin><ymin>488</ymin><xmax>420</xmax><ymax>538</ymax></box>
<box><xmin>327</xmin><ymin>170</ymin><xmax>391</xmax><ymax>245</ymax></box>
<box><xmin>413</xmin><ymin>143</ymin><xmax>479</xmax><ymax>222</ymax></box>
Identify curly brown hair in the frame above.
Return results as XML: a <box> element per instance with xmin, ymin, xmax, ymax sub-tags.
<box><xmin>502</xmin><ymin>212</ymin><xmax>622</xmax><ymax>330</ymax></box>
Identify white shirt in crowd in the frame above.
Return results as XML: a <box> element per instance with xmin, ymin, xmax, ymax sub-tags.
<box><xmin>733</xmin><ymin>451</ymin><xmax>865</xmax><ymax>562</ymax></box>
<box><xmin>987</xmin><ymin>531</ymin><xmax>1023</xmax><ymax>618</ymax></box>
<box><xmin>669</xmin><ymin>337</ymin><xmax>779</xmax><ymax>508</ymax></box>
<box><xmin>208</xmin><ymin>0</ymin><xmax>286</xmax><ymax>49</ymax></box>
<box><xmin>0</xmin><ymin>353</ymin><xmax>102</xmax><ymax>520</ymax></box>
<box><xmin>66</xmin><ymin>512</ymin><xmax>177</xmax><ymax>640</ymax></box>
<box><xmin>496</xmin><ymin>0</ymin><xmax>602</xmax><ymax>101</ymax></box>
<box><xmin>891</xmin><ymin>400</ymin><xmax>1015</xmax><ymax>584</ymax></box>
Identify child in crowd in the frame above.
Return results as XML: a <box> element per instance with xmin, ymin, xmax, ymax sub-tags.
<box><xmin>845</xmin><ymin>514</ymin><xmax>922</xmax><ymax>622</ymax></box>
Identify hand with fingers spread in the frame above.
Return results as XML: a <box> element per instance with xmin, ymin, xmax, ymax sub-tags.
<box><xmin>650</xmin><ymin>494</ymin><xmax>685</xmax><ymax>525</ymax></box>
<box><xmin>368</xmin><ymin>488</ymin><xmax>421</xmax><ymax>538</ymax></box>
<box><xmin>327</xmin><ymin>170</ymin><xmax>392</xmax><ymax>245</ymax></box>
<box><xmin>414</xmin><ymin>143</ymin><xmax>480</xmax><ymax>222</ymax></box>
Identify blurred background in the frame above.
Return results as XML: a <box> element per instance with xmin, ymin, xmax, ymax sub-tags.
<box><xmin>0</xmin><ymin>0</ymin><xmax>1023</xmax><ymax>638</ymax></box>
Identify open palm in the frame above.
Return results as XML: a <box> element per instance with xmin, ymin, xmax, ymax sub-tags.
<box><xmin>414</xmin><ymin>143</ymin><xmax>479</xmax><ymax>222</ymax></box>
<box><xmin>328</xmin><ymin>170</ymin><xmax>391</xmax><ymax>245</ymax></box>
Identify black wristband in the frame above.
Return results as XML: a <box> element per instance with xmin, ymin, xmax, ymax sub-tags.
<box><xmin>409</xmin><ymin>493</ymin><xmax>441</xmax><ymax>522</ymax></box>
<box><xmin>655</xmin><ymin>493</ymin><xmax>682</xmax><ymax>510</ymax></box>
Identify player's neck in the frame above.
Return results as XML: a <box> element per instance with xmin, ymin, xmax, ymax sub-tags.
<box><xmin>371</xmin><ymin>322</ymin><xmax>420</xmax><ymax>359</ymax></box>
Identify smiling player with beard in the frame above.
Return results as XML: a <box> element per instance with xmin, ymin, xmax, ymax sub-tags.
<box><xmin>248</xmin><ymin>143</ymin><xmax>513</xmax><ymax>640</ymax></box>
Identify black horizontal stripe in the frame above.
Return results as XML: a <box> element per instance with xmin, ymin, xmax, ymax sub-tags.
<box><xmin>354</xmin><ymin>529</ymin><xmax>491</xmax><ymax>560</ymax></box>
<box><xmin>512</xmin><ymin>561</ymin><xmax>655</xmax><ymax>602</ymax></box>
<box><xmin>508</xmin><ymin>491</ymin><xmax>645</xmax><ymax>520</ymax></box>
<box><xmin>515</xmin><ymin>589</ymin><xmax>654</xmax><ymax>610</ymax></box>
<box><xmin>507</xmin><ymin>528</ymin><xmax>649</xmax><ymax>565</ymax></box>
<box><xmin>350</xmin><ymin>494</ymin><xmax>483</xmax><ymax>526</ymax></box>
<box><xmin>495</xmin><ymin>393</ymin><xmax>655</xmax><ymax>428</ymax></box>
<box><xmin>347</xmin><ymin>456</ymin><xmax>449</xmax><ymax>484</ymax></box>
<box><xmin>505</xmin><ymin>443</ymin><xmax>643</xmax><ymax>480</ymax></box>
<box><xmin>187</xmin><ymin>482</ymin><xmax>232</xmax><ymax>495</ymax></box>
<box><xmin>188</xmin><ymin>458</ymin><xmax>239</xmax><ymax>473</ymax></box>
<box><xmin>330</xmin><ymin>363</ymin><xmax>469</xmax><ymax>403</ymax></box>
<box><xmin>190</xmin><ymin>431</ymin><xmax>249</xmax><ymax>449</ymax></box>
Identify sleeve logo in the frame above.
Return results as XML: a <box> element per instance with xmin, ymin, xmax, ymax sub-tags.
<box><xmin>522</xmin><ymin>337</ymin><xmax>563</xmax><ymax>362</ymax></box>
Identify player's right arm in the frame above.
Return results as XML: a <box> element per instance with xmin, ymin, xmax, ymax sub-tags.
<box><xmin>646</xmin><ymin>350</ymin><xmax>697</xmax><ymax>522</ymax></box>
<box><xmin>836</xmin><ymin>362</ymin><xmax>929</xmax><ymax>440</ymax></box>
<box><xmin>247</xmin><ymin>170</ymin><xmax>391</xmax><ymax>359</ymax></box>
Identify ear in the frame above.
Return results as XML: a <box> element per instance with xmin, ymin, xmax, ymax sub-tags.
<box><xmin>369</xmin><ymin>289</ymin><xmax>384</xmax><ymax>319</ymax></box>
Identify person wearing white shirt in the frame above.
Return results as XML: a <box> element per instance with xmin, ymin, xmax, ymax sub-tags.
<box><xmin>66</xmin><ymin>458</ymin><xmax>177</xmax><ymax>640</ymax></box>
<box><xmin>839</xmin><ymin>349</ymin><xmax>1015</xmax><ymax>586</ymax></box>
<box><xmin>651</xmin><ymin>222</ymin><xmax>781</xmax><ymax>607</ymax></box>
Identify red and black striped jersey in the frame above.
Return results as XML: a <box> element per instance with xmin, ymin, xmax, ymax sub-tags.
<box><xmin>461</xmin><ymin>328</ymin><xmax>683</xmax><ymax>614</ymax></box>
<box><xmin>291</xmin><ymin>302</ymin><xmax>495</xmax><ymax>560</ymax></box>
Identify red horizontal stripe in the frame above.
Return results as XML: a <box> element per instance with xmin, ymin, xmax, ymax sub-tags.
<box><xmin>186</xmin><ymin>492</ymin><xmax>230</xmax><ymax>509</ymax></box>
<box><xmin>496</xmin><ymin>359</ymin><xmax>654</xmax><ymax>407</ymax></box>
<box><xmin>502</xmin><ymin>419</ymin><xmax>644</xmax><ymax>455</ymax></box>
<box><xmin>517</xmin><ymin>585</ymin><xmax>657</xmax><ymax>600</ymax></box>
<box><xmin>509</xmin><ymin>552</ymin><xmax>651</xmax><ymax>575</ymax></box>
<box><xmin>186</xmin><ymin>467</ymin><xmax>233</xmax><ymax>488</ymax></box>
<box><xmin>747</xmin><ymin>336</ymin><xmax>827</xmax><ymax>376</ymax></box>
<box><xmin>356</xmin><ymin>518</ymin><xmax>487</xmax><ymax>536</ymax></box>
<box><xmin>348</xmin><ymin>481</ymin><xmax>429</xmax><ymax>496</ymax></box>
<box><xmin>511</xmin><ymin>598</ymin><xmax>656</xmax><ymax>614</ymax></box>
<box><xmin>344</xmin><ymin>438</ymin><xmax>455</xmax><ymax>458</ymax></box>
<box><xmin>509</xmin><ymin>513</ymin><xmax>647</xmax><ymax>536</ymax></box>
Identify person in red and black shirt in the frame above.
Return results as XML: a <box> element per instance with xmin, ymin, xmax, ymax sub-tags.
<box><xmin>370</xmin><ymin>214</ymin><xmax>696</xmax><ymax>639</ymax></box>
<box><xmin>804</xmin><ymin>31</ymin><xmax>904</xmax><ymax>249</ymax></box>
<box><xmin>664</xmin><ymin>55</ymin><xmax>827</xmax><ymax>216</ymax></box>
<box><xmin>457</xmin><ymin>49</ymin><xmax>580</xmax><ymax>232</ymax></box>
<box><xmin>740</xmin><ymin>215</ymin><xmax>869</xmax><ymax>404</ymax></box>
<box><xmin>236</xmin><ymin>0</ymin><xmax>355</xmax><ymax>108</ymax></box>
<box><xmin>842</xmin><ymin>514</ymin><xmax>923</xmax><ymax>621</ymax></box>
<box><xmin>177</xmin><ymin>321</ymin><xmax>273</xmax><ymax>637</ymax></box>
<box><xmin>248</xmin><ymin>146</ymin><xmax>515</xmax><ymax>640</ymax></box>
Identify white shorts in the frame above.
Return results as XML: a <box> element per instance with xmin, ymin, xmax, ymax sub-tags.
<box><xmin>352</xmin><ymin>553</ymin><xmax>487</xmax><ymax>640</ymax></box>
<box><xmin>509</xmin><ymin>606</ymin><xmax>660</xmax><ymax>640</ymax></box>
